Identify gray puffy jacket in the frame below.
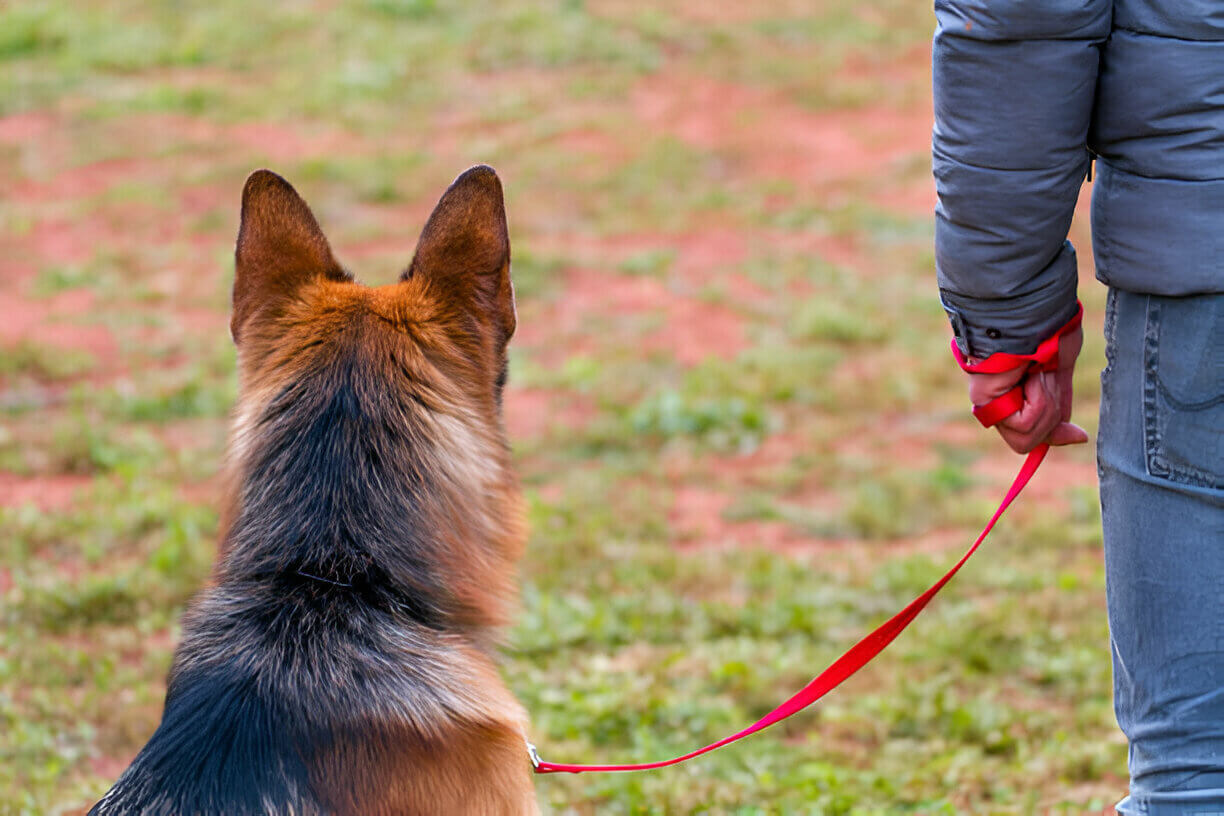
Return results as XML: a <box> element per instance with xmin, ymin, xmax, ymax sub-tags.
<box><xmin>933</xmin><ymin>0</ymin><xmax>1224</xmax><ymax>358</ymax></box>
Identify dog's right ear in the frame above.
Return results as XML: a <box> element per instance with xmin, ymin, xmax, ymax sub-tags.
<box><xmin>232</xmin><ymin>170</ymin><xmax>349</xmax><ymax>344</ymax></box>
<box><xmin>402</xmin><ymin>165</ymin><xmax>514</xmax><ymax>350</ymax></box>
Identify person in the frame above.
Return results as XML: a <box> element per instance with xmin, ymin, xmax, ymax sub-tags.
<box><xmin>932</xmin><ymin>2</ymin><xmax>1224</xmax><ymax>813</ymax></box>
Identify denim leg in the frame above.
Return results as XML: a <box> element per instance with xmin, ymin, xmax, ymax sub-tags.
<box><xmin>1099</xmin><ymin>289</ymin><xmax>1224</xmax><ymax>815</ymax></box>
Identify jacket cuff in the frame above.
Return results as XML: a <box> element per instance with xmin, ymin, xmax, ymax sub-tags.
<box><xmin>940</xmin><ymin>245</ymin><xmax>1079</xmax><ymax>358</ymax></box>
<box><xmin>952</xmin><ymin>301</ymin><xmax>1083</xmax><ymax>374</ymax></box>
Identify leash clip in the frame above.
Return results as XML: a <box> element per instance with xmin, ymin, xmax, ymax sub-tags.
<box><xmin>526</xmin><ymin>740</ymin><xmax>542</xmax><ymax>769</ymax></box>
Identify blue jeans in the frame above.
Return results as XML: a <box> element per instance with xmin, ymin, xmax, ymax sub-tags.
<box><xmin>1099</xmin><ymin>289</ymin><xmax>1224</xmax><ymax>815</ymax></box>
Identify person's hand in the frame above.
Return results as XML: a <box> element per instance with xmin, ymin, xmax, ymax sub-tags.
<box><xmin>966</xmin><ymin>325</ymin><xmax>1088</xmax><ymax>454</ymax></box>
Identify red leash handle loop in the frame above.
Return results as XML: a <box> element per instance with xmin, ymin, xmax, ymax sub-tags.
<box><xmin>971</xmin><ymin>386</ymin><xmax>1024</xmax><ymax>429</ymax></box>
<box><xmin>531</xmin><ymin>444</ymin><xmax>1051</xmax><ymax>775</ymax></box>
<box><xmin>950</xmin><ymin>302</ymin><xmax>1083</xmax><ymax>428</ymax></box>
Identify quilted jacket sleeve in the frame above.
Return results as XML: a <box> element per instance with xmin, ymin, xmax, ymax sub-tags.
<box><xmin>933</xmin><ymin>0</ymin><xmax>1110</xmax><ymax>357</ymax></box>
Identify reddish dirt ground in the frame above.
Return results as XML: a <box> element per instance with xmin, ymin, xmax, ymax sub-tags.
<box><xmin>631</xmin><ymin>73</ymin><xmax>931</xmax><ymax>191</ymax></box>
<box><xmin>0</xmin><ymin>471</ymin><xmax>94</xmax><ymax>512</ymax></box>
<box><xmin>592</xmin><ymin>0</ymin><xmax>837</xmax><ymax>26</ymax></box>
<box><xmin>503</xmin><ymin>387</ymin><xmax>597</xmax><ymax>440</ymax></box>
<box><xmin>0</xmin><ymin>50</ymin><xmax>1083</xmax><ymax>544</ymax></box>
<box><xmin>513</xmin><ymin>259</ymin><xmax>750</xmax><ymax>367</ymax></box>
<box><xmin>0</xmin><ymin>288</ymin><xmax>117</xmax><ymax>358</ymax></box>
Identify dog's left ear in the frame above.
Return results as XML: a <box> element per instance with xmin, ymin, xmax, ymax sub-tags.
<box><xmin>233</xmin><ymin>170</ymin><xmax>349</xmax><ymax>344</ymax></box>
<box><xmin>403</xmin><ymin>165</ymin><xmax>515</xmax><ymax>348</ymax></box>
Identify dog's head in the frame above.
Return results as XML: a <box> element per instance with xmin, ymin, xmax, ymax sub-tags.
<box><xmin>232</xmin><ymin>165</ymin><xmax>515</xmax><ymax>407</ymax></box>
<box><xmin>222</xmin><ymin>167</ymin><xmax>524</xmax><ymax>628</ymax></box>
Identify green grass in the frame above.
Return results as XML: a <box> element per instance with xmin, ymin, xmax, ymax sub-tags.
<box><xmin>0</xmin><ymin>1</ymin><xmax>1122</xmax><ymax>813</ymax></box>
<box><xmin>0</xmin><ymin>340</ymin><xmax>94</xmax><ymax>383</ymax></box>
<box><xmin>617</xmin><ymin>248</ymin><xmax>677</xmax><ymax>277</ymax></box>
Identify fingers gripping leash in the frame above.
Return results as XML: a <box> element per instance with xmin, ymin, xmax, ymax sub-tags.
<box><xmin>952</xmin><ymin>303</ymin><xmax>1084</xmax><ymax>429</ymax></box>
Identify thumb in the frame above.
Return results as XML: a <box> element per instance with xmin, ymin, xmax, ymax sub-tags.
<box><xmin>1047</xmin><ymin>422</ymin><xmax>1089</xmax><ymax>447</ymax></box>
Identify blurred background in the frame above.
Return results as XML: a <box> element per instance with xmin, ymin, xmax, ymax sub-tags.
<box><xmin>0</xmin><ymin>2</ymin><xmax>1117</xmax><ymax>813</ymax></box>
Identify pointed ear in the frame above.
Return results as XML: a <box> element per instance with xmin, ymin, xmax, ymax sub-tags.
<box><xmin>232</xmin><ymin>169</ymin><xmax>349</xmax><ymax>343</ymax></box>
<box><xmin>403</xmin><ymin>165</ymin><xmax>514</xmax><ymax>347</ymax></box>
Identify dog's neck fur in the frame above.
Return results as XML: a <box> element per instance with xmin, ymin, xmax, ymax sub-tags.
<box><xmin>217</xmin><ymin>339</ymin><xmax>519</xmax><ymax>635</ymax></box>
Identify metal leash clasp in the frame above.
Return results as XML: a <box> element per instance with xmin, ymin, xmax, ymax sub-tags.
<box><xmin>526</xmin><ymin>740</ymin><xmax>542</xmax><ymax>770</ymax></box>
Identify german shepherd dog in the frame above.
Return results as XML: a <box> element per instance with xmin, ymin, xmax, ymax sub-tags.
<box><xmin>91</xmin><ymin>167</ymin><xmax>538</xmax><ymax>815</ymax></box>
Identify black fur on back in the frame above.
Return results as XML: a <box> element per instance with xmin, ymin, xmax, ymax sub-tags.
<box><xmin>91</xmin><ymin>331</ymin><xmax>493</xmax><ymax>814</ymax></box>
<box><xmin>91</xmin><ymin>666</ymin><xmax>313</xmax><ymax>815</ymax></box>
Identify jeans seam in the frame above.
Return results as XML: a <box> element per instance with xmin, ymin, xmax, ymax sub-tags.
<box><xmin>1098</xmin><ymin>288</ymin><xmax>1119</xmax><ymax>481</ymax></box>
<box><xmin>1143</xmin><ymin>297</ymin><xmax>1164</xmax><ymax>480</ymax></box>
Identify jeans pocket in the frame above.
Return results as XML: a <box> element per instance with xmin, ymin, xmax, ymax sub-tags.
<box><xmin>1142</xmin><ymin>294</ymin><xmax>1224</xmax><ymax>489</ymax></box>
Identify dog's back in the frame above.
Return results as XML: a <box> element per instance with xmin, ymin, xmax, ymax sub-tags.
<box><xmin>91</xmin><ymin>167</ymin><xmax>536</xmax><ymax>815</ymax></box>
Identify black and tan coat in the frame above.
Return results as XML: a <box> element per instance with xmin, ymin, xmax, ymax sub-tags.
<box><xmin>91</xmin><ymin>167</ymin><xmax>537</xmax><ymax>815</ymax></box>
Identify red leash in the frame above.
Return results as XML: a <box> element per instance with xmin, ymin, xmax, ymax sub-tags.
<box><xmin>531</xmin><ymin>443</ymin><xmax>1050</xmax><ymax>774</ymax></box>
<box><xmin>531</xmin><ymin>305</ymin><xmax>1081</xmax><ymax>774</ymax></box>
